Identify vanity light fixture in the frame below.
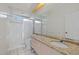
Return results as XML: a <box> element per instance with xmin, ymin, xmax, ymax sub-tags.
<box><xmin>35</xmin><ymin>20</ymin><xmax>41</xmax><ymax>23</ymax></box>
<box><xmin>23</xmin><ymin>19</ymin><xmax>32</xmax><ymax>21</ymax></box>
<box><xmin>0</xmin><ymin>14</ymin><xmax>7</xmax><ymax>18</ymax></box>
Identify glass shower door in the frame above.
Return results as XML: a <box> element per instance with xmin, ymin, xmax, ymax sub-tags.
<box><xmin>7</xmin><ymin>15</ymin><xmax>25</xmax><ymax>50</ymax></box>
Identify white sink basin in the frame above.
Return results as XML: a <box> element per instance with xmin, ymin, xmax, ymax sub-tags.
<box><xmin>50</xmin><ymin>41</ymin><xmax>68</xmax><ymax>48</ymax></box>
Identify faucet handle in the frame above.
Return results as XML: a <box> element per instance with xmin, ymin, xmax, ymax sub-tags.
<box><xmin>60</xmin><ymin>40</ymin><xmax>64</xmax><ymax>43</ymax></box>
<box><xmin>65</xmin><ymin>32</ymin><xmax>68</xmax><ymax>34</ymax></box>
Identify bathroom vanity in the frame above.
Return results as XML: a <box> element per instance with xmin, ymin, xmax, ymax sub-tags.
<box><xmin>31</xmin><ymin>34</ymin><xmax>79</xmax><ymax>55</ymax></box>
<box><xmin>31</xmin><ymin>37</ymin><xmax>62</xmax><ymax>55</ymax></box>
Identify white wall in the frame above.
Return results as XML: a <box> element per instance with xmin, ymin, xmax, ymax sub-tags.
<box><xmin>33</xmin><ymin>4</ymin><xmax>79</xmax><ymax>39</ymax></box>
<box><xmin>46</xmin><ymin>4</ymin><xmax>79</xmax><ymax>39</ymax></box>
<box><xmin>46</xmin><ymin>12</ymin><xmax>65</xmax><ymax>38</ymax></box>
<box><xmin>0</xmin><ymin>18</ymin><xmax>9</xmax><ymax>54</ymax></box>
<box><xmin>65</xmin><ymin>11</ymin><xmax>79</xmax><ymax>40</ymax></box>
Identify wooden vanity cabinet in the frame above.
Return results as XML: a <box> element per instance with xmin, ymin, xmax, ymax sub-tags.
<box><xmin>31</xmin><ymin>38</ymin><xmax>62</xmax><ymax>55</ymax></box>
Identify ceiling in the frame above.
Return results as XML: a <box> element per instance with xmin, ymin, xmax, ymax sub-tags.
<box><xmin>0</xmin><ymin>3</ymin><xmax>79</xmax><ymax>18</ymax></box>
<box><xmin>0</xmin><ymin>4</ymin><xmax>53</xmax><ymax>16</ymax></box>
<box><xmin>0</xmin><ymin>3</ymin><xmax>53</xmax><ymax>17</ymax></box>
<box><xmin>0</xmin><ymin>3</ymin><xmax>37</xmax><ymax>16</ymax></box>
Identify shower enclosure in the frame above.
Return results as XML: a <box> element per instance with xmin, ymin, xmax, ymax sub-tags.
<box><xmin>33</xmin><ymin>16</ymin><xmax>47</xmax><ymax>37</ymax></box>
<box><xmin>0</xmin><ymin>11</ymin><xmax>33</xmax><ymax>54</ymax></box>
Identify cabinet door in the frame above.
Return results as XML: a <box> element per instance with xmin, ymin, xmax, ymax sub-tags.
<box><xmin>65</xmin><ymin>12</ymin><xmax>79</xmax><ymax>40</ymax></box>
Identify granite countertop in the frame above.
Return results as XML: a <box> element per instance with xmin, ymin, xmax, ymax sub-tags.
<box><xmin>32</xmin><ymin>34</ymin><xmax>79</xmax><ymax>55</ymax></box>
